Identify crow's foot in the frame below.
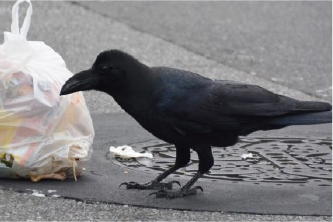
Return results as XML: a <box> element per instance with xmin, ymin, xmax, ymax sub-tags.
<box><xmin>119</xmin><ymin>180</ymin><xmax>181</xmax><ymax>190</ymax></box>
<box><xmin>149</xmin><ymin>186</ymin><xmax>203</xmax><ymax>198</ymax></box>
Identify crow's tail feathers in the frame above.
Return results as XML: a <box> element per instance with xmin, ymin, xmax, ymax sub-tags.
<box><xmin>270</xmin><ymin>110</ymin><xmax>332</xmax><ymax>126</ymax></box>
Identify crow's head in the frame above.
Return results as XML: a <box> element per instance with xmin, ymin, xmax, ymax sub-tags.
<box><xmin>60</xmin><ymin>50</ymin><xmax>145</xmax><ymax>96</ymax></box>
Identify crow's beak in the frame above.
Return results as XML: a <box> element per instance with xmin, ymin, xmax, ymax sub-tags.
<box><xmin>60</xmin><ymin>69</ymin><xmax>98</xmax><ymax>96</ymax></box>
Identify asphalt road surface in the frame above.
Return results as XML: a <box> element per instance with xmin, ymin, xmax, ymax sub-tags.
<box><xmin>79</xmin><ymin>1</ymin><xmax>332</xmax><ymax>101</ymax></box>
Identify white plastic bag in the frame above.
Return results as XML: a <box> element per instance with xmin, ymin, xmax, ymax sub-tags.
<box><xmin>0</xmin><ymin>0</ymin><xmax>95</xmax><ymax>181</ymax></box>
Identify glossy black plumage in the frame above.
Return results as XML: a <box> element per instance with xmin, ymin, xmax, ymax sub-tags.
<box><xmin>60</xmin><ymin>50</ymin><xmax>332</xmax><ymax>198</ymax></box>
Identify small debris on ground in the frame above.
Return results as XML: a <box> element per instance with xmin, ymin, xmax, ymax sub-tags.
<box><xmin>109</xmin><ymin>145</ymin><xmax>153</xmax><ymax>159</ymax></box>
<box><xmin>241</xmin><ymin>153</ymin><xmax>254</xmax><ymax>160</ymax></box>
<box><xmin>31</xmin><ymin>190</ymin><xmax>45</xmax><ymax>198</ymax></box>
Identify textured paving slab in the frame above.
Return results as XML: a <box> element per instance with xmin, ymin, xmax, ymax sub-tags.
<box><xmin>113</xmin><ymin>138</ymin><xmax>332</xmax><ymax>186</ymax></box>
<box><xmin>0</xmin><ymin>114</ymin><xmax>331</xmax><ymax>216</ymax></box>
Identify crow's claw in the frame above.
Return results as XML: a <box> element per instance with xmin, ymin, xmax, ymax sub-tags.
<box><xmin>119</xmin><ymin>180</ymin><xmax>181</xmax><ymax>190</ymax></box>
<box><xmin>194</xmin><ymin>186</ymin><xmax>204</xmax><ymax>192</ymax></box>
<box><xmin>170</xmin><ymin>180</ymin><xmax>181</xmax><ymax>187</ymax></box>
<box><xmin>119</xmin><ymin>182</ymin><xmax>129</xmax><ymax>188</ymax></box>
<box><xmin>149</xmin><ymin>191</ymin><xmax>159</xmax><ymax>197</ymax></box>
<box><xmin>127</xmin><ymin>181</ymin><xmax>147</xmax><ymax>189</ymax></box>
<box><xmin>119</xmin><ymin>181</ymin><xmax>142</xmax><ymax>189</ymax></box>
<box><xmin>149</xmin><ymin>186</ymin><xmax>204</xmax><ymax>199</ymax></box>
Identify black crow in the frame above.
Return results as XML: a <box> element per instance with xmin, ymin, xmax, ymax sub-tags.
<box><xmin>60</xmin><ymin>50</ymin><xmax>332</xmax><ymax>198</ymax></box>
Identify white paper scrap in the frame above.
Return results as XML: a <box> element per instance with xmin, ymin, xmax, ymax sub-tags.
<box><xmin>31</xmin><ymin>190</ymin><xmax>45</xmax><ymax>197</ymax></box>
<box><xmin>109</xmin><ymin>145</ymin><xmax>153</xmax><ymax>159</ymax></box>
<box><xmin>241</xmin><ymin>153</ymin><xmax>253</xmax><ymax>160</ymax></box>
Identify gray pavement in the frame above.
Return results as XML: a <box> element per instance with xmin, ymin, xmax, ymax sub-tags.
<box><xmin>0</xmin><ymin>1</ymin><xmax>332</xmax><ymax>221</ymax></box>
<box><xmin>1</xmin><ymin>188</ymin><xmax>331</xmax><ymax>222</ymax></box>
<box><xmin>79</xmin><ymin>1</ymin><xmax>332</xmax><ymax>101</ymax></box>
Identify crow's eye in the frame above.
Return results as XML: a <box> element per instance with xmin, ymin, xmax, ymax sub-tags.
<box><xmin>99</xmin><ymin>64</ymin><xmax>113</xmax><ymax>73</ymax></box>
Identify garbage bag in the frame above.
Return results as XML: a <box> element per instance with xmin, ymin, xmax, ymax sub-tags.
<box><xmin>0</xmin><ymin>0</ymin><xmax>95</xmax><ymax>181</ymax></box>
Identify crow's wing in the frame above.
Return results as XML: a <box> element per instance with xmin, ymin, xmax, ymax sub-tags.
<box><xmin>154</xmin><ymin>80</ymin><xmax>298</xmax><ymax>134</ymax></box>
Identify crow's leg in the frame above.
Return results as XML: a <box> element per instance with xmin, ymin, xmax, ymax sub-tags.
<box><xmin>120</xmin><ymin>145</ymin><xmax>191</xmax><ymax>190</ymax></box>
<box><xmin>150</xmin><ymin>146</ymin><xmax>213</xmax><ymax>198</ymax></box>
